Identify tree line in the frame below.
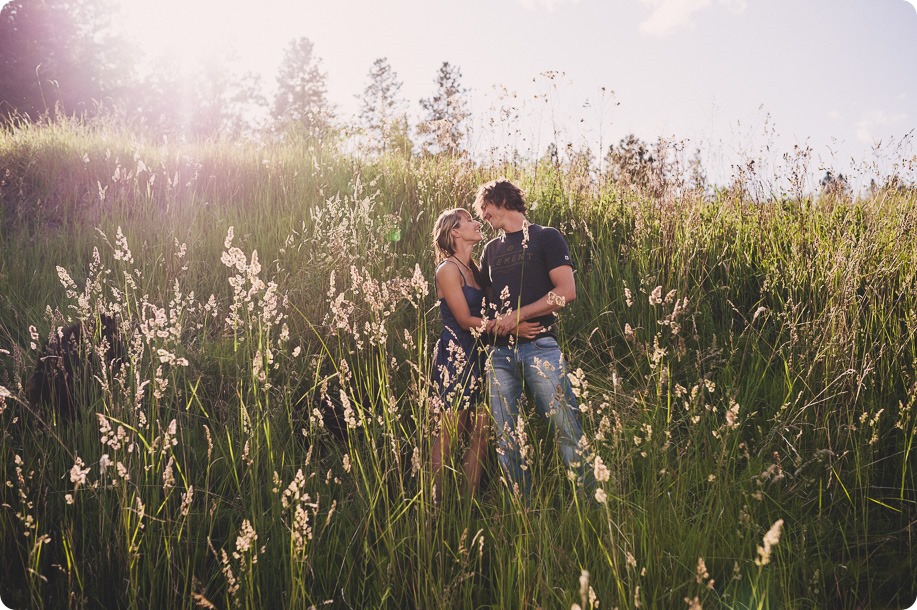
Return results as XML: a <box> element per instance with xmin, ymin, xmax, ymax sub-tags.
<box><xmin>0</xmin><ymin>0</ymin><xmax>474</xmax><ymax>154</ymax></box>
<box><xmin>3</xmin><ymin>0</ymin><xmax>875</xmax><ymax>196</ymax></box>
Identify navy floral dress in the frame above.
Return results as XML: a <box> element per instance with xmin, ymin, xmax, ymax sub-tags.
<box><xmin>432</xmin><ymin>261</ymin><xmax>487</xmax><ymax>411</ymax></box>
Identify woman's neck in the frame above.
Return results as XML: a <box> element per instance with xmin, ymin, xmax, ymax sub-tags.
<box><xmin>452</xmin><ymin>242</ymin><xmax>474</xmax><ymax>266</ymax></box>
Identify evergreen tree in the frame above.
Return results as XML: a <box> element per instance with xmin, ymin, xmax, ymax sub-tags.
<box><xmin>820</xmin><ymin>170</ymin><xmax>850</xmax><ymax>198</ymax></box>
<box><xmin>417</xmin><ymin>61</ymin><xmax>470</xmax><ymax>156</ymax></box>
<box><xmin>604</xmin><ymin>134</ymin><xmax>656</xmax><ymax>190</ymax></box>
<box><xmin>357</xmin><ymin>57</ymin><xmax>410</xmax><ymax>156</ymax></box>
<box><xmin>271</xmin><ymin>37</ymin><xmax>334</xmax><ymax>140</ymax></box>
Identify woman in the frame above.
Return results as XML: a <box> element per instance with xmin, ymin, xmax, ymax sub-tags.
<box><xmin>430</xmin><ymin>208</ymin><xmax>541</xmax><ymax>500</ymax></box>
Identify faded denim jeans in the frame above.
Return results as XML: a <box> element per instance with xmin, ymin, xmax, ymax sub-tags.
<box><xmin>487</xmin><ymin>336</ymin><xmax>590</xmax><ymax>498</ymax></box>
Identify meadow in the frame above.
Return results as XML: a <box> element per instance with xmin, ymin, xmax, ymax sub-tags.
<box><xmin>0</xmin><ymin>118</ymin><xmax>915</xmax><ymax>609</ymax></box>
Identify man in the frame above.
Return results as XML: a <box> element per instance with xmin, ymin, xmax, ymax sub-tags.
<box><xmin>474</xmin><ymin>179</ymin><xmax>589</xmax><ymax>498</ymax></box>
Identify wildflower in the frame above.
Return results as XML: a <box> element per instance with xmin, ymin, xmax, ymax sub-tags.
<box><xmin>499</xmin><ymin>285</ymin><xmax>511</xmax><ymax>306</ymax></box>
<box><xmin>340</xmin><ymin>390</ymin><xmax>358</xmax><ymax>429</ymax></box>
<box><xmin>325</xmin><ymin>500</ymin><xmax>338</xmax><ymax>528</ymax></box>
<box><xmin>133</xmin><ymin>496</ymin><xmax>146</xmax><ymax>529</ymax></box>
<box><xmin>755</xmin><ymin>519</ymin><xmax>785</xmax><ymax>566</ymax></box>
<box><xmin>113</xmin><ymin>227</ymin><xmax>134</xmax><ymax>265</ymax></box>
<box><xmin>578</xmin><ymin>570</ymin><xmax>590</xmax><ymax>610</ymax></box>
<box><xmin>157</xmin><ymin>349</ymin><xmax>189</xmax><ymax>367</ymax></box>
<box><xmin>0</xmin><ymin>385</ymin><xmax>9</xmax><ymax>415</ymax></box>
<box><xmin>547</xmin><ymin>291</ymin><xmax>566</xmax><ymax>307</ymax></box>
<box><xmin>648</xmin><ymin>286</ymin><xmax>663</xmax><ymax>305</ymax></box>
<box><xmin>252</xmin><ymin>350</ymin><xmax>265</xmax><ymax>383</ymax></box>
<box><xmin>64</xmin><ymin>494</ymin><xmax>75</xmax><ymax>505</ymax></box>
<box><xmin>594</xmin><ymin>488</ymin><xmax>607</xmax><ymax>504</ymax></box>
<box><xmin>409</xmin><ymin>263</ymin><xmax>429</xmax><ymax>301</ymax></box>
<box><xmin>411</xmin><ymin>446</ymin><xmax>421</xmax><ymax>477</ymax></box>
<box><xmin>180</xmin><ymin>486</ymin><xmax>194</xmax><ymax>517</ymax></box>
<box><xmin>624</xmin><ymin>285</ymin><xmax>633</xmax><ymax>307</ymax></box>
<box><xmin>69</xmin><ymin>457</ymin><xmax>91</xmax><ymax>490</ymax></box>
<box><xmin>726</xmin><ymin>400</ymin><xmax>740</xmax><ymax>429</ymax></box>
<box><xmin>56</xmin><ymin>266</ymin><xmax>78</xmax><ymax>298</ymax></box>
<box><xmin>219</xmin><ymin>549</ymin><xmax>239</xmax><ymax>599</ymax></box>
<box><xmin>163</xmin><ymin>456</ymin><xmax>175</xmax><ymax>493</ymax></box>
<box><xmin>281</xmin><ymin>469</ymin><xmax>308</xmax><ymax>509</ymax></box>
<box><xmin>116</xmin><ymin>462</ymin><xmax>130</xmax><ymax>482</ymax></box>
<box><xmin>153</xmin><ymin>367</ymin><xmax>169</xmax><ymax>400</ymax></box>
<box><xmin>235</xmin><ymin>519</ymin><xmax>258</xmax><ymax>556</ymax></box>
<box><xmin>161</xmin><ymin>419</ymin><xmax>179</xmax><ymax>452</ymax></box>
<box><xmin>650</xmin><ymin>336</ymin><xmax>666</xmax><ymax>366</ymax></box>
<box><xmin>696</xmin><ymin>557</ymin><xmax>709</xmax><ymax>585</ymax></box>
<box><xmin>291</xmin><ymin>503</ymin><xmax>313</xmax><ymax>556</ymax></box>
<box><xmin>593</xmin><ymin>455</ymin><xmax>611</xmax><ymax>483</ymax></box>
<box><xmin>568</xmin><ymin>367</ymin><xmax>587</xmax><ymax>399</ymax></box>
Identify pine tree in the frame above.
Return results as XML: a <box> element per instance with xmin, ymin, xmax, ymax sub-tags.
<box><xmin>271</xmin><ymin>37</ymin><xmax>334</xmax><ymax>139</ymax></box>
<box><xmin>604</xmin><ymin>134</ymin><xmax>655</xmax><ymax>190</ymax></box>
<box><xmin>417</xmin><ymin>61</ymin><xmax>470</xmax><ymax>156</ymax></box>
<box><xmin>357</xmin><ymin>57</ymin><xmax>410</xmax><ymax>155</ymax></box>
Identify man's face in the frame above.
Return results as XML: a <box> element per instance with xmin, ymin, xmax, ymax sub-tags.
<box><xmin>477</xmin><ymin>200</ymin><xmax>505</xmax><ymax>231</ymax></box>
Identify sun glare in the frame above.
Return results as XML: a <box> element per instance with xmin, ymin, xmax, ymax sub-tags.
<box><xmin>117</xmin><ymin>0</ymin><xmax>256</xmax><ymax>74</ymax></box>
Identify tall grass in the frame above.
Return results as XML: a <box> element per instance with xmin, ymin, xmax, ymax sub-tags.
<box><xmin>0</xmin><ymin>118</ymin><xmax>914</xmax><ymax>608</ymax></box>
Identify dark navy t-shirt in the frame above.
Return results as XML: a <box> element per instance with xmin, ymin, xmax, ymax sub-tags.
<box><xmin>480</xmin><ymin>224</ymin><xmax>574</xmax><ymax>345</ymax></box>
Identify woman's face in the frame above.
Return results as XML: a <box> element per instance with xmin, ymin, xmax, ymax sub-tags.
<box><xmin>453</xmin><ymin>212</ymin><xmax>483</xmax><ymax>244</ymax></box>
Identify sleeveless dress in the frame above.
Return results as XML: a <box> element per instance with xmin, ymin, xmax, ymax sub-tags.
<box><xmin>432</xmin><ymin>261</ymin><xmax>487</xmax><ymax>411</ymax></box>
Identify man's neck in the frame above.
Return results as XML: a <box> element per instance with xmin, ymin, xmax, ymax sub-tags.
<box><xmin>501</xmin><ymin>212</ymin><xmax>528</xmax><ymax>233</ymax></box>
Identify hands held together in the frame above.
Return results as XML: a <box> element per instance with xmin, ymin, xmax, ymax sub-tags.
<box><xmin>489</xmin><ymin>310</ymin><xmax>543</xmax><ymax>339</ymax></box>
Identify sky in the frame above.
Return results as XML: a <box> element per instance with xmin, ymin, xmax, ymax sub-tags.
<box><xmin>115</xmin><ymin>0</ymin><xmax>917</xmax><ymax>189</ymax></box>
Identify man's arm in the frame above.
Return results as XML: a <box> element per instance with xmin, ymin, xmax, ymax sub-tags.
<box><xmin>494</xmin><ymin>265</ymin><xmax>576</xmax><ymax>335</ymax></box>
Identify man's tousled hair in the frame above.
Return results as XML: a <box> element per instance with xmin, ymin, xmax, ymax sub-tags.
<box><xmin>473</xmin><ymin>179</ymin><xmax>526</xmax><ymax>215</ymax></box>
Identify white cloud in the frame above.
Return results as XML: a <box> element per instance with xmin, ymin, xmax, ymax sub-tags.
<box><xmin>903</xmin><ymin>0</ymin><xmax>917</xmax><ymax>14</ymax></box>
<box><xmin>639</xmin><ymin>0</ymin><xmax>748</xmax><ymax>36</ymax></box>
<box><xmin>854</xmin><ymin>110</ymin><xmax>909</xmax><ymax>144</ymax></box>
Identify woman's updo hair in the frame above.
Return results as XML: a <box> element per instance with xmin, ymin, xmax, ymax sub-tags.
<box><xmin>432</xmin><ymin>208</ymin><xmax>468</xmax><ymax>263</ymax></box>
<box><xmin>432</xmin><ymin>208</ymin><xmax>484</xmax><ymax>286</ymax></box>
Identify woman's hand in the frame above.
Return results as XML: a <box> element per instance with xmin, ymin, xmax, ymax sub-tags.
<box><xmin>515</xmin><ymin>320</ymin><xmax>544</xmax><ymax>339</ymax></box>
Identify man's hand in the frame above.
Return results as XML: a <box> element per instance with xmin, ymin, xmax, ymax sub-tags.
<box><xmin>495</xmin><ymin>310</ymin><xmax>520</xmax><ymax>336</ymax></box>
<box><xmin>494</xmin><ymin>313</ymin><xmax>544</xmax><ymax>338</ymax></box>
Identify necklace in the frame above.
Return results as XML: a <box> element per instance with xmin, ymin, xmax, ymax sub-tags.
<box><xmin>450</xmin><ymin>256</ymin><xmax>473</xmax><ymax>274</ymax></box>
<box><xmin>450</xmin><ymin>256</ymin><xmax>477</xmax><ymax>286</ymax></box>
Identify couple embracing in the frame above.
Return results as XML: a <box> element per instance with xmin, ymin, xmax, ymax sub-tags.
<box><xmin>430</xmin><ymin>179</ymin><xmax>589</xmax><ymax>502</ymax></box>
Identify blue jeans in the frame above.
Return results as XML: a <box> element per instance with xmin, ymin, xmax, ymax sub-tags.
<box><xmin>487</xmin><ymin>336</ymin><xmax>589</xmax><ymax>497</ymax></box>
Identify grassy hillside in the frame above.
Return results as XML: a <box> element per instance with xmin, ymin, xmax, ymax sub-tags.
<box><xmin>1</xmin><ymin>119</ymin><xmax>915</xmax><ymax>609</ymax></box>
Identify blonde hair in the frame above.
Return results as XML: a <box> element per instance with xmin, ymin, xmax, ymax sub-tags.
<box><xmin>432</xmin><ymin>208</ymin><xmax>470</xmax><ymax>263</ymax></box>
